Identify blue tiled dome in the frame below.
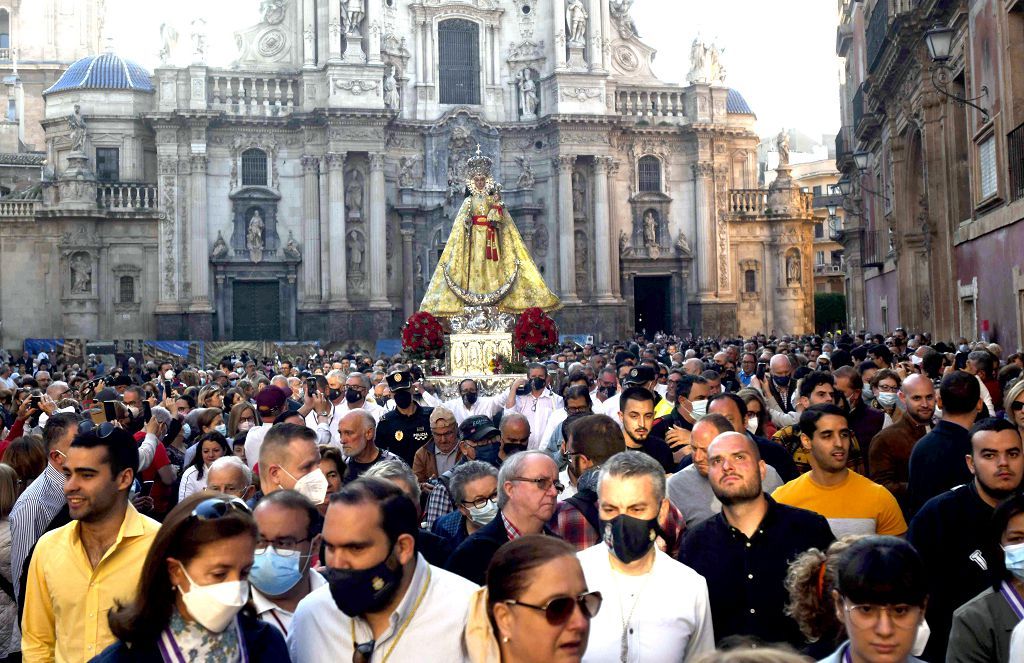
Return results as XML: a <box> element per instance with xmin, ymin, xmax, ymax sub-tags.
<box><xmin>726</xmin><ymin>89</ymin><xmax>754</xmax><ymax>115</ymax></box>
<box><xmin>44</xmin><ymin>52</ymin><xmax>154</xmax><ymax>95</ymax></box>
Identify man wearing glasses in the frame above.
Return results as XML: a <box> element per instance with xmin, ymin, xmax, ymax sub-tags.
<box><xmin>446</xmin><ymin>450</ymin><xmax>561</xmax><ymax>585</ymax></box>
<box><xmin>250</xmin><ymin>489</ymin><xmax>325</xmax><ymax>637</ymax></box>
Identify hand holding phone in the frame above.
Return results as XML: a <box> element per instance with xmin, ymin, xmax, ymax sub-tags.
<box><xmin>142</xmin><ymin>401</ymin><xmax>152</xmax><ymax>423</ymax></box>
<box><xmin>141</xmin><ymin>480</ymin><xmax>155</xmax><ymax>497</ymax></box>
<box><xmin>103</xmin><ymin>401</ymin><xmax>117</xmax><ymax>422</ymax></box>
<box><xmin>756</xmin><ymin>362</ymin><xmax>767</xmax><ymax>381</ymax></box>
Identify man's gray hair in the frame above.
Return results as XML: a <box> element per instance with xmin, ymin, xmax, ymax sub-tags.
<box><xmin>270</xmin><ymin>374</ymin><xmax>289</xmax><ymax>389</ymax></box>
<box><xmin>497</xmin><ymin>449</ymin><xmax>549</xmax><ymax>509</ymax></box>
<box><xmin>348</xmin><ymin>372</ymin><xmax>371</xmax><ymax>389</ymax></box>
<box><xmin>364</xmin><ymin>458</ymin><xmax>421</xmax><ymax>506</ymax></box>
<box><xmin>151</xmin><ymin>405</ymin><xmax>172</xmax><ymax>426</ymax></box>
<box><xmin>449</xmin><ymin>460</ymin><xmax>498</xmax><ymax>505</ymax></box>
<box><xmin>597</xmin><ymin>451</ymin><xmax>666</xmax><ymax>504</ymax></box>
<box><xmin>326</xmin><ymin>368</ymin><xmax>346</xmax><ymax>382</ymax></box>
<box><xmin>208</xmin><ymin>455</ymin><xmax>252</xmax><ymax>486</ymax></box>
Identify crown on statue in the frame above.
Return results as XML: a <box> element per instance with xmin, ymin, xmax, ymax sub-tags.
<box><xmin>466</xmin><ymin>144</ymin><xmax>492</xmax><ymax>178</ymax></box>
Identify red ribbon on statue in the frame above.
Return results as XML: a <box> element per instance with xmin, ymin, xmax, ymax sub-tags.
<box><xmin>471</xmin><ymin>215</ymin><xmax>500</xmax><ymax>262</ymax></box>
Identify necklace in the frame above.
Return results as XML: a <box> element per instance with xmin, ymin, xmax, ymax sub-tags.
<box><xmin>610</xmin><ymin>565</ymin><xmax>652</xmax><ymax>663</ymax></box>
<box><xmin>349</xmin><ymin>566</ymin><xmax>432</xmax><ymax>663</ymax></box>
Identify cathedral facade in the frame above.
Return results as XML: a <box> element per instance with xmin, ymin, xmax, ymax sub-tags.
<box><xmin>0</xmin><ymin>0</ymin><xmax>818</xmax><ymax>346</ymax></box>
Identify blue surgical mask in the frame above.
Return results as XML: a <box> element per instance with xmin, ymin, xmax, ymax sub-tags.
<box><xmin>249</xmin><ymin>546</ymin><xmax>305</xmax><ymax>597</ymax></box>
<box><xmin>214</xmin><ymin>423</ymin><xmax>227</xmax><ymax>436</ymax></box>
<box><xmin>877</xmin><ymin>392</ymin><xmax>898</xmax><ymax>408</ymax></box>
<box><xmin>1004</xmin><ymin>542</ymin><xmax>1024</xmax><ymax>581</ymax></box>
<box><xmin>772</xmin><ymin>375</ymin><xmax>791</xmax><ymax>388</ymax></box>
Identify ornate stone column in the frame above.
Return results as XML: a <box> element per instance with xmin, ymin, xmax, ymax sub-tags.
<box><xmin>318</xmin><ymin>163</ymin><xmax>331</xmax><ymax>302</ymax></box>
<box><xmin>400</xmin><ymin>220</ymin><xmax>415</xmax><ymax>320</ymax></box>
<box><xmin>328</xmin><ymin>0</ymin><xmax>342</xmax><ymax>62</ymax></box>
<box><xmin>368</xmin><ymin>153</ymin><xmax>389</xmax><ymax>309</ymax></box>
<box><xmin>326</xmin><ymin>152</ymin><xmax>349</xmax><ymax>308</ymax></box>
<box><xmin>553</xmin><ymin>0</ymin><xmax>568</xmax><ymax>70</ymax></box>
<box><xmin>366</xmin><ymin>0</ymin><xmax>382</xmax><ymax>63</ymax></box>
<box><xmin>587</xmin><ymin>0</ymin><xmax>603</xmax><ymax>72</ymax></box>
<box><xmin>556</xmin><ymin>155</ymin><xmax>579</xmax><ymax>303</ymax></box>
<box><xmin>693</xmin><ymin>163</ymin><xmax>716</xmax><ymax>294</ymax></box>
<box><xmin>593</xmin><ymin>155</ymin><xmax>615</xmax><ymax>302</ymax></box>
<box><xmin>189</xmin><ymin>154</ymin><xmax>210</xmax><ymax>308</ymax></box>
<box><xmin>302</xmin><ymin>0</ymin><xmax>316</xmax><ymax>67</ymax></box>
<box><xmin>301</xmin><ymin>155</ymin><xmax>321</xmax><ymax>305</ymax></box>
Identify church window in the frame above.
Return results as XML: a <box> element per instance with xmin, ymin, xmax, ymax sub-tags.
<box><xmin>638</xmin><ymin>156</ymin><xmax>661</xmax><ymax>192</ymax></box>
<box><xmin>978</xmin><ymin>135</ymin><xmax>997</xmax><ymax>200</ymax></box>
<box><xmin>438</xmin><ymin>19</ymin><xmax>481</xmax><ymax>105</ymax></box>
<box><xmin>95</xmin><ymin>148</ymin><xmax>119</xmax><ymax>183</ymax></box>
<box><xmin>242</xmin><ymin>148</ymin><xmax>268</xmax><ymax>187</ymax></box>
<box><xmin>0</xmin><ymin>9</ymin><xmax>9</xmax><ymax>51</ymax></box>
<box><xmin>119</xmin><ymin>275</ymin><xmax>135</xmax><ymax>304</ymax></box>
<box><xmin>744</xmin><ymin>269</ymin><xmax>756</xmax><ymax>293</ymax></box>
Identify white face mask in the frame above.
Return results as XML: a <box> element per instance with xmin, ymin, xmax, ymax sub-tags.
<box><xmin>690</xmin><ymin>399</ymin><xmax>708</xmax><ymax>420</ymax></box>
<box><xmin>282</xmin><ymin>467</ymin><xmax>329</xmax><ymax>505</ymax></box>
<box><xmin>913</xmin><ymin>618</ymin><xmax>931</xmax><ymax>657</ymax></box>
<box><xmin>176</xmin><ymin>562</ymin><xmax>248</xmax><ymax>633</ymax></box>
<box><xmin>237</xmin><ymin>420</ymin><xmax>254</xmax><ymax>432</ymax></box>
<box><xmin>745</xmin><ymin>416</ymin><xmax>759</xmax><ymax>435</ymax></box>
<box><xmin>467</xmin><ymin>499</ymin><xmax>498</xmax><ymax>526</ymax></box>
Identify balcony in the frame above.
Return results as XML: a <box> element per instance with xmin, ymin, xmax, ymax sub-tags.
<box><xmin>208</xmin><ymin>72</ymin><xmax>301</xmax><ymax>117</ymax></box>
<box><xmin>837</xmin><ymin>22</ymin><xmax>854</xmax><ymax>57</ymax></box>
<box><xmin>0</xmin><ymin>48</ymin><xmax>9</xmax><ymax>61</ymax></box>
<box><xmin>729</xmin><ymin>189</ymin><xmax>768</xmax><ymax>215</ymax></box>
<box><xmin>835</xmin><ymin>126</ymin><xmax>852</xmax><ymax>170</ymax></box>
<box><xmin>1010</xmin><ymin>121</ymin><xmax>1024</xmax><ymax>202</ymax></box>
<box><xmin>0</xmin><ymin>200</ymin><xmax>36</xmax><ymax>217</ymax></box>
<box><xmin>853</xmin><ymin>84</ymin><xmax>879</xmax><ymax>141</ymax></box>
<box><xmin>614</xmin><ymin>86</ymin><xmax>686</xmax><ymax>122</ymax></box>
<box><xmin>862</xmin><ymin>228</ymin><xmax>892</xmax><ymax>268</ymax></box>
<box><xmin>96</xmin><ymin>183</ymin><xmax>159</xmax><ymax>210</ymax></box>
<box><xmin>866</xmin><ymin>0</ymin><xmax>889</xmax><ymax>73</ymax></box>
<box><xmin>813</xmin><ymin>193</ymin><xmax>844</xmax><ymax>211</ymax></box>
<box><xmin>815</xmin><ymin>263</ymin><xmax>844</xmax><ymax>275</ymax></box>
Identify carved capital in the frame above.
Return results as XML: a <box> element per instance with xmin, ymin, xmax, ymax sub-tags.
<box><xmin>369</xmin><ymin>153</ymin><xmax>386</xmax><ymax>171</ymax></box>
<box><xmin>692</xmin><ymin>162</ymin><xmax>715</xmax><ymax>178</ymax></box>
<box><xmin>301</xmin><ymin>155</ymin><xmax>320</xmax><ymax>171</ymax></box>
<box><xmin>190</xmin><ymin>155</ymin><xmax>207</xmax><ymax>171</ymax></box>
<box><xmin>593</xmin><ymin>155</ymin><xmax>614</xmax><ymax>173</ymax></box>
<box><xmin>325</xmin><ymin>152</ymin><xmax>348</xmax><ymax>169</ymax></box>
<box><xmin>553</xmin><ymin>155</ymin><xmax>576</xmax><ymax>171</ymax></box>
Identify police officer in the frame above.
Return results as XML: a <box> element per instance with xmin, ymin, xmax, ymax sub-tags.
<box><xmin>376</xmin><ymin>370</ymin><xmax>434</xmax><ymax>467</ymax></box>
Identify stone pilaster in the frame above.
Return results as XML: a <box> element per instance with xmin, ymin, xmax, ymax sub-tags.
<box><xmin>593</xmin><ymin>155</ymin><xmax>615</xmax><ymax>302</ymax></box>
<box><xmin>693</xmin><ymin>162</ymin><xmax>715</xmax><ymax>294</ymax></box>
<box><xmin>553</xmin><ymin>0</ymin><xmax>568</xmax><ymax>70</ymax></box>
<box><xmin>189</xmin><ymin>154</ymin><xmax>210</xmax><ymax>309</ymax></box>
<box><xmin>587</xmin><ymin>0</ymin><xmax>604</xmax><ymax>72</ymax></box>
<box><xmin>366</xmin><ymin>0</ymin><xmax>381</xmax><ymax>63</ymax></box>
<box><xmin>302</xmin><ymin>0</ymin><xmax>316</xmax><ymax>67</ymax></box>
<box><xmin>301</xmin><ymin>155</ymin><xmax>321</xmax><ymax>305</ymax></box>
<box><xmin>328</xmin><ymin>0</ymin><xmax>343</xmax><ymax>62</ymax></box>
<box><xmin>368</xmin><ymin>153</ymin><xmax>389</xmax><ymax>309</ymax></box>
<box><xmin>326</xmin><ymin>152</ymin><xmax>349</xmax><ymax>309</ymax></box>
<box><xmin>400</xmin><ymin>220</ymin><xmax>415</xmax><ymax>320</ymax></box>
<box><xmin>318</xmin><ymin>163</ymin><xmax>331</xmax><ymax>302</ymax></box>
<box><xmin>555</xmin><ymin>155</ymin><xmax>580</xmax><ymax>304</ymax></box>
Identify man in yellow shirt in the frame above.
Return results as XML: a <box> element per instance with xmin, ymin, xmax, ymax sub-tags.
<box><xmin>22</xmin><ymin>423</ymin><xmax>160</xmax><ymax>662</ymax></box>
<box><xmin>772</xmin><ymin>403</ymin><xmax>906</xmax><ymax>538</ymax></box>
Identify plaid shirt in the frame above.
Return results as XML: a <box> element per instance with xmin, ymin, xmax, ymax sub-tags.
<box><xmin>550</xmin><ymin>498</ymin><xmax>687</xmax><ymax>557</ymax></box>
<box><xmin>423</xmin><ymin>482</ymin><xmax>455</xmax><ymax>528</ymax></box>
<box><xmin>502</xmin><ymin>512</ymin><xmax>523</xmax><ymax>541</ymax></box>
<box><xmin>430</xmin><ymin>510</ymin><xmax>470</xmax><ymax>549</ymax></box>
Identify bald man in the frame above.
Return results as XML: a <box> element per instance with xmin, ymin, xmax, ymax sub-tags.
<box><xmin>868</xmin><ymin>374</ymin><xmax>936</xmax><ymax>516</ymax></box>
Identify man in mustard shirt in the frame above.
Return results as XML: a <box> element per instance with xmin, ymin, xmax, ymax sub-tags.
<box><xmin>22</xmin><ymin>423</ymin><xmax>160</xmax><ymax>662</ymax></box>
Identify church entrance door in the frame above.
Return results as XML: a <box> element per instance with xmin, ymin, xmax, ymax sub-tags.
<box><xmin>232</xmin><ymin>281</ymin><xmax>281</xmax><ymax>340</ymax></box>
<box><xmin>633</xmin><ymin>276</ymin><xmax>672</xmax><ymax>335</ymax></box>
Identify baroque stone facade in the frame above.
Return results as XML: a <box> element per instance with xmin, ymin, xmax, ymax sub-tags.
<box><xmin>0</xmin><ymin>0</ymin><xmax>817</xmax><ymax>345</ymax></box>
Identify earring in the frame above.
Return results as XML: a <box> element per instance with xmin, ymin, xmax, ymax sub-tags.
<box><xmin>501</xmin><ymin>636</ymin><xmax>510</xmax><ymax>643</ymax></box>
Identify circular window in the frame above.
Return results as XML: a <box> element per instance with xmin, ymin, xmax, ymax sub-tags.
<box><xmin>522</xmin><ymin>5</ymin><xmax>531</xmax><ymax>14</ymax></box>
<box><xmin>534</xmin><ymin>141</ymin><xmax>544</xmax><ymax>150</ymax></box>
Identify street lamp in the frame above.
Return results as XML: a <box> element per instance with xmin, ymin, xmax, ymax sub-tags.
<box><xmin>827</xmin><ymin>215</ymin><xmax>843</xmax><ymax>242</ymax></box>
<box><xmin>924</xmin><ymin>24</ymin><xmax>990</xmax><ymax>122</ymax></box>
<box><xmin>836</xmin><ymin>176</ymin><xmax>852</xmax><ymax>197</ymax></box>
<box><xmin>826</xmin><ymin>200</ymin><xmax>838</xmax><ymax>217</ymax></box>
<box><xmin>852</xmin><ymin>151</ymin><xmax>870</xmax><ymax>172</ymax></box>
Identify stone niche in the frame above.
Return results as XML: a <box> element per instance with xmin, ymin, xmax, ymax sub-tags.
<box><xmin>229</xmin><ymin>187</ymin><xmax>281</xmax><ymax>259</ymax></box>
<box><xmin>628</xmin><ymin>191</ymin><xmax>672</xmax><ymax>258</ymax></box>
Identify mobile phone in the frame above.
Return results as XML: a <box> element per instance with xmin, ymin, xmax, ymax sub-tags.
<box><xmin>164</xmin><ymin>380</ymin><xmax>174</xmax><ymax>398</ymax></box>
<box><xmin>516</xmin><ymin>383</ymin><xmax>529</xmax><ymax>395</ymax></box>
<box><xmin>29</xmin><ymin>394</ymin><xmax>41</xmax><ymax>409</ymax></box>
<box><xmin>306</xmin><ymin>377</ymin><xmax>318</xmax><ymax>396</ymax></box>
<box><xmin>103</xmin><ymin>401</ymin><xmax>117</xmax><ymax>422</ymax></box>
<box><xmin>141</xmin><ymin>480</ymin><xmax>155</xmax><ymax>497</ymax></box>
<box><xmin>142</xmin><ymin>401</ymin><xmax>152</xmax><ymax>423</ymax></box>
<box><xmin>756</xmin><ymin>362</ymin><xmax>767</xmax><ymax>381</ymax></box>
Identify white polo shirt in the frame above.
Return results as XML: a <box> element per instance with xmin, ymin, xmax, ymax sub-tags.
<box><xmin>253</xmin><ymin>569</ymin><xmax>327</xmax><ymax>638</ymax></box>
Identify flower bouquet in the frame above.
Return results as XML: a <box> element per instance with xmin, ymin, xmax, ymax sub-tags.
<box><xmin>401</xmin><ymin>311</ymin><xmax>445</xmax><ymax>360</ymax></box>
<box><xmin>513</xmin><ymin>307</ymin><xmax>558</xmax><ymax>359</ymax></box>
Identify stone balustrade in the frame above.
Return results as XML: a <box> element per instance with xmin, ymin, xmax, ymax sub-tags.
<box><xmin>614</xmin><ymin>86</ymin><xmax>687</xmax><ymax>121</ymax></box>
<box><xmin>729</xmin><ymin>189</ymin><xmax>768</xmax><ymax>215</ymax></box>
<box><xmin>0</xmin><ymin>200</ymin><xmax>36</xmax><ymax>217</ymax></box>
<box><xmin>97</xmin><ymin>183</ymin><xmax>159</xmax><ymax>210</ymax></box>
<box><xmin>0</xmin><ymin>48</ymin><xmax>9</xmax><ymax>60</ymax></box>
<box><xmin>208</xmin><ymin>72</ymin><xmax>300</xmax><ymax>116</ymax></box>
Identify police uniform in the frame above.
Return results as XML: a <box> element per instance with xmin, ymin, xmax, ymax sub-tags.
<box><xmin>376</xmin><ymin>370</ymin><xmax>434</xmax><ymax>467</ymax></box>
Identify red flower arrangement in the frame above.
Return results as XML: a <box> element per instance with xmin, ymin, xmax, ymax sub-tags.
<box><xmin>513</xmin><ymin>307</ymin><xmax>559</xmax><ymax>359</ymax></box>
<box><xmin>402</xmin><ymin>312</ymin><xmax>445</xmax><ymax>360</ymax></box>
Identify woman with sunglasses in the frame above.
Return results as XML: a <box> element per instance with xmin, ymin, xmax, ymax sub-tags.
<box><xmin>818</xmin><ymin>535</ymin><xmax>927</xmax><ymax>663</ymax></box>
<box><xmin>1003</xmin><ymin>379</ymin><xmax>1024</xmax><ymax>436</ymax></box>
<box><xmin>466</xmin><ymin>535</ymin><xmax>601</xmax><ymax>663</ymax></box>
<box><xmin>947</xmin><ymin>493</ymin><xmax>1024</xmax><ymax>663</ymax></box>
<box><xmin>94</xmin><ymin>492</ymin><xmax>288</xmax><ymax>662</ymax></box>
<box><xmin>228</xmin><ymin>402</ymin><xmax>261</xmax><ymax>440</ymax></box>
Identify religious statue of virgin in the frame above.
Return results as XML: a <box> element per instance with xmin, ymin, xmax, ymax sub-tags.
<box><xmin>420</xmin><ymin>147</ymin><xmax>560</xmax><ymax>317</ymax></box>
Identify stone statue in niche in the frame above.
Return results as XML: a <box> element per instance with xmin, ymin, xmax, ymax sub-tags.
<box><xmin>398</xmin><ymin>156</ymin><xmax>420</xmax><ymax>188</ymax></box>
<box><xmin>347</xmin><ymin>231</ymin><xmax>364</xmax><ymax>273</ymax></box>
<box><xmin>786</xmin><ymin>251</ymin><xmax>801</xmax><ymax>285</ymax></box>
<box><xmin>67</xmin><ymin>105</ymin><xmax>87</xmax><ymax>154</ymax></box>
<box><xmin>345</xmin><ymin>169</ymin><xmax>364</xmax><ymax>219</ymax></box>
<box><xmin>516</xmin><ymin>156</ymin><xmax>535</xmax><ymax>189</ymax></box>
<box><xmin>70</xmin><ymin>253</ymin><xmax>91</xmax><ymax>294</ymax></box>
<box><xmin>383</xmin><ymin>65</ymin><xmax>401</xmax><ymax>110</ymax></box>
<box><xmin>247</xmin><ymin>209</ymin><xmax>265</xmax><ymax>263</ymax></box>
<box><xmin>517</xmin><ymin>69</ymin><xmax>539</xmax><ymax>119</ymax></box>
<box><xmin>260</xmin><ymin>0</ymin><xmax>287</xmax><ymax>25</ymax></box>
<box><xmin>572</xmin><ymin>171</ymin><xmax>586</xmax><ymax>218</ymax></box>
<box><xmin>533</xmin><ymin>224</ymin><xmax>549</xmax><ymax>257</ymax></box>
<box><xmin>284</xmin><ymin>231</ymin><xmax>301</xmax><ymax>260</ymax></box>
<box><xmin>341</xmin><ymin>0</ymin><xmax>365</xmax><ymax>35</ymax></box>
<box><xmin>643</xmin><ymin>210</ymin><xmax>658</xmax><ymax>247</ymax></box>
<box><xmin>619</xmin><ymin>229</ymin><xmax>631</xmax><ymax>256</ymax></box>
<box><xmin>675</xmin><ymin>230</ymin><xmax>691</xmax><ymax>255</ymax></box>
<box><xmin>211</xmin><ymin>230</ymin><xmax>228</xmax><ymax>259</ymax></box>
<box><xmin>566</xmin><ymin>0</ymin><xmax>589</xmax><ymax>46</ymax></box>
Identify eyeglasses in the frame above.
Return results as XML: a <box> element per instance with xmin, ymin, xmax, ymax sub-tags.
<box><xmin>78</xmin><ymin>421</ymin><xmax>118</xmax><ymax>438</ymax></box>
<box><xmin>1012</xmin><ymin>401</ymin><xmax>1024</xmax><ymax>412</ymax></box>
<box><xmin>190</xmin><ymin>496</ymin><xmax>251</xmax><ymax>521</ymax></box>
<box><xmin>504</xmin><ymin>591</ymin><xmax>603</xmax><ymax>625</ymax></box>
<box><xmin>460</xmin><ymin>492</ymin><xmax>498</xmax><ymax>509</ymax></box>
<box><xmin>843</xmin><ymin>601</ymin><xmax>922</xmax><ymax>630</ymax></box>
<box><xmin>353</xmin><ymin>640</ymin><xmax>375</xmax><ymax>663</ymax></box>
<box><xmin>255</xmin><ymin>539</ymin><xmax>311</xmax><ymax>556</ymax></box>
<box><xmin>510</xmin><ymin>476</ymin><xmax>564</xmax><ymax>494</ymax></box>
<box><xmin>566</xmin><ymin>407</ymin><xmax>591</xmax><ymax>416</ymax></box>
<box><xmin>877</xmin><ymin>384</ymin><xmax>899</xmax><ymax>393</ymax></box>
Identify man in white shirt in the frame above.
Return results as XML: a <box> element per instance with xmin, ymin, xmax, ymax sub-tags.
<box><xmin>306</xmin><ymin>371</ymin><xmax>383</xmax><ymax>447</ymax></box>
<box><xmin>287</xmin><ymin>477</ymin><xmax>478</xmax><ymax>662</ymax></box>
<box><xmin>578</xmin><ymin>451</ymin><xmax>715</xmax><ymax>662</ymax></box>
<box><xmin>504</xmin><ymin>363</ymin><xmax>563</xmax><ymax>450</ymax></box>
<box><xmin>421</xmin><ymin>378</ymin><xmax>503</xmax><ymax>425</ymax></box>
<box><xmin>251</xmin><ymin>490</ymin><xmax>326</xmax><ymax>637</ymax></box>
<box><xmin>244</xmin><ymin>385</ymin><xmax>291</xmax><ymax>470</ymax></box>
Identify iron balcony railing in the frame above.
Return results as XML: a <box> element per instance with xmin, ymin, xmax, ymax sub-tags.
<box><xmin>866</xmin><ymin>0</ymin><xmax>889</xmax><ymax>73</ymax></box>
<box><xmin>862</xmin><ymin>228</ymin><xmax>891</xmax><ymax>268</ymax></box>
<box><xmin>1009</xmin><ymin>121</ymin><xmax>1024</xmax><ymax>202</ymax></box>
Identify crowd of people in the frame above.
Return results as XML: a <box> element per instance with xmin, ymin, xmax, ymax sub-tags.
<box><xmin>0</xmin><ymin>328</ymin><xmax>1022</xmax><ymax>662</ymax></box>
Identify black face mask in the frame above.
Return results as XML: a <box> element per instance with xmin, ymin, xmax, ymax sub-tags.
<box><xmin>475</xmin><ymin>441</ymin><xmax>502</xmax><ymax>466</ymax></box>
<box><xmin>345</xmin><ymin>388</ymin><xmax>362</xmax><ymax>404</ymax></box>
<box><xmin>601</xmin><ymin>385</ymin><xmax>617</xmax><ymax>397</ymax></box>
<box><xmin>531</xmin><ymin>377</ymin><xmax>547</xmax><ymax>392</ymax></box>
<box><xmin>602</xmin><ymin>514</ymin><xmax>659</xmax><ymax>564</ymax></box>
<box><xmin>393</xmin><ymin>390</ymin><xmax>413</xmax><ymax>409</ymax></box>
<box><xmin>772</xmin><ymin>375</ymin><xmax>791</xmax><ymax>388</ymax></box>
<box><xmin>502</xmin><ymin>443</ymin><xmax>527</xmax><ymax>456</ymax></box>
<box><xmin>463</xmin><ymin>392</ymin><xmax>478</xmax><ymax>406</ymax></box>
<box><xmin>328</xmin><ymin>388</ymin><xmax>343</xmax><ymax>402</ymax></box>
<box><xmin>324</xmin><ymin>548</ymin><xmax>403</xmax><ymax>617</ymax></box>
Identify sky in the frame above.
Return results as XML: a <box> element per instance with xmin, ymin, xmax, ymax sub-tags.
<box><xmin>105</xmin><ymin>0</ymin><xmax>841</xmax><ymax>141</ymax></box>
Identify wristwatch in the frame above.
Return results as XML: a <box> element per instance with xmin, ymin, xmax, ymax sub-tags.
<box><xmin>319</xmin><ymin>411</ymin><xmax>329</xmax><ymax>416</ymax></box>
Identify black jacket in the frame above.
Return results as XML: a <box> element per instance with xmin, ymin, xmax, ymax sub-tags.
<box><xmin>907</xmin><ymin>420</ymin><xmax>973</xmax><ymax>517</ymax></box>
<box><xmin>445</xmin><ymin>511</ymin><xmax>511</xmax><ymax>585</ymax></box>
<box><xmin>89</xmin><ymin>612</ymin><xmax>289</xmax><ymax>662</ymax></box>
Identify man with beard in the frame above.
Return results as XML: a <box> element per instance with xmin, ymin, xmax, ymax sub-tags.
<box><xmin>868</xmin><ymin>374</ymin><xmax>936</xmax><ymax>516</ymax></box>
<box><xmin>287</xmin><ymin>478</ymin><xmax>477</xmax><ymax>662</ymax></box>
<box><xmin>652</xmin><ymin>375</ymin><xmax>711</xmax><ymax>465</ymax></box>
<box><xmin>618</xmin><ymin>386</ymin><xmax>676</xmax><ymax>473</ymax></box>
<box><xmin>908</xmin><ymin>418</ymin><xmax>1023</xmax><ymax>662</ymax></box>
<box><xmin>421</xmin><ymin>378</ymin><xmax>502</xmax><ymax>426</ymax></box>
<box><xmin>678</xmin><ymin>432</ymin><xmax>834</xmax><ymax>647</ymax></box>
<box><xmin>773</xmin><ymin>404</ymin><xmax>905</xmax><ymax>538</ymax></box>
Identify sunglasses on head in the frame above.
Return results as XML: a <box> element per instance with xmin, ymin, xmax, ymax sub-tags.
<box><xmin>1012</xmin><ymin>401</ymin><xmax>1024</xmax><ymax>412</ymax></box>
<box><xmin>190</xmin><ymin>496</ymin><xmax>251</xmax><ymax>521</ymax></box>
<box><xmin>504</xmin><ymin>591</ymin><xmax>602</xmax><ymax>625</ymax></box>
<box><xmin>78</xmin><ymin>420</ymin><xmax>118</xmax><ymax>438</ymax></box>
